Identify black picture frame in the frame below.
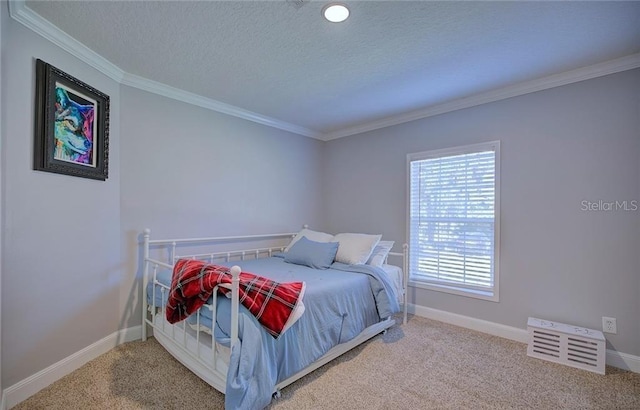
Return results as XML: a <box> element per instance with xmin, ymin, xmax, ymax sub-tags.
<box><xmin>34</xmin><ymin>59</ymin><xmax>110</xmax><ymax>181</ymax></box>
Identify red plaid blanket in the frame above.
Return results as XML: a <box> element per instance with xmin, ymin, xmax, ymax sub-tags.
<box><xmin>166</xmin><ymin>259</ymin><xmax>305</xmax><ymax>338</ymax></box>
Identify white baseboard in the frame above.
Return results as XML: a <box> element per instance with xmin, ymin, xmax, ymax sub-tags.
<box><xmin>408</xmin><ymin>303</ymin><xmax>529</xmax><ymax>343</ymax></box>
<box><xmin>2</xmin><ymin>307</ymin><xmax>639</xmax><ymax>410</ymax></box>
<box><xmin>408</xmin><ymin>304</ymin><xmax>640</xmax><ymax>374</ymax></box>
<box><xmin>2</xmin><ymin>326</ymin><xmax>141</xmax><ymax>410</ymax></box>
<box><xmin>606</xmin><ymin>350</ymin><xmax>640</xmax><ymax>373</ymax></box>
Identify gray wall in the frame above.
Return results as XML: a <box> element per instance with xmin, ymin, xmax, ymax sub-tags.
<box><xmin>0</xmin><ymin>16</ymin><xmax>325</xmax><ymax>389</ymax></box>
<box><xmin>1</xmin><ymin>0</ymin><xmax>638</xmax><ymax>394</ymax></box>
<box><xmin>323</xmin><ymin>69</ymin><xmax>640</xmax><ymax>356</ymax></box>
<box><xmin>1</xmin><ymin>14</ymin><xmax>122</xmax><ymax>387</ymax></box>
<box><xmin>118</xmin><ymin>86</ymin><xmax>325</xmax><ymax>330</ymax></box>
<box><xmin>0</xmin><ymin>0</ymin><xmax>7</xmax><ymax>394</ymax></box>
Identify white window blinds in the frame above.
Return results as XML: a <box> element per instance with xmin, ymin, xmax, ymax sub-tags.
<box><xmin>408</xmin><ymin>142</ymin><xmax>499</xmax><ymax>300</ymax></box>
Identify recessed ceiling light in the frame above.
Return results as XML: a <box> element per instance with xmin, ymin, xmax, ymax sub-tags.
<box><xmin>322</xmin><ymin>3</ymin><xmax>349</xmax><ymax>23</ymax></box>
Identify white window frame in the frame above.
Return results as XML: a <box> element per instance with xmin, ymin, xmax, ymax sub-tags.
<box><xmin>406</xmin><ymin>141</ymin><xmax>500</xmax><ymax>302</ymax></box>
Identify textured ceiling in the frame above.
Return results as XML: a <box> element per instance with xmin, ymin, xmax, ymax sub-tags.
<box><xmin>24</xmin><ymin>0</ymin><xmax>640</xmax><ymax>137</ymax></box>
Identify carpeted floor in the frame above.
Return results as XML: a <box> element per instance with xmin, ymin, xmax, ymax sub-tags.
<box><xmin>13</xmin><ymin>316</ymin><xmax>640</xmax><ymax>409</ymax></box>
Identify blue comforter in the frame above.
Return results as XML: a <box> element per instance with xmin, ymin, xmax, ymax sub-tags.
<box><xmin>147</xmin><ymin>256</ymin><xmax>400</xmax><ymax>409</ymax></box>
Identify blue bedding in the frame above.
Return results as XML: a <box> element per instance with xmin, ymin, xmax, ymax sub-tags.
<box><xmin>146</xmin><ymin>256</ymin><xmax>399</xmax><ymax>410</ymax></box>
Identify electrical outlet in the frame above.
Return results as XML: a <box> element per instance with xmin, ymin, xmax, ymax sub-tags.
<box><xmin>602</xmin><ymin>317</ymin><xmax>617</xmax><ymax>334</ymax></box>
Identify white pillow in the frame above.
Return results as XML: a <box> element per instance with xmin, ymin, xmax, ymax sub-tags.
<box><xmin>332</xmin><ymin>233</ymin><xmax>382</xmax><ymax>265</ymax></box>
<box><xmin>366</xmin><ymin>241</ymin><xmax>395</xmax><ymax>268</ymax></box>
<box><xmin>285</xmin><ymin>228</ymin><xmax>334</xmax><ymax>252</ymax></box>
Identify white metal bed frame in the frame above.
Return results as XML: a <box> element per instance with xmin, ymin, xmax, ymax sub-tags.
<box><xmin>141</xmin><ymin>228</ymin><xmax>409</xmax><ymax>399</ymax></box>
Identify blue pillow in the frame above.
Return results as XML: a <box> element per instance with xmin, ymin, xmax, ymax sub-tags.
<box><xmin>284</xmin><ymin>236</ymin><xmax>338</xmax><ymax>269</ymax></box>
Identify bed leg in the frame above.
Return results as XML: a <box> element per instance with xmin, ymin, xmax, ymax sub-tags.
<box><xmin>272</xmin><ymin>389</ymin><xmax>282</xmax><ymax>399</ymax></box>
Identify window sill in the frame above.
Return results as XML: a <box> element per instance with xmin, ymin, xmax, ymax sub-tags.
<box><xmin>408</xmin><ymin>280</ymin><xmax>499</xmax><ymax>302</ymax></box>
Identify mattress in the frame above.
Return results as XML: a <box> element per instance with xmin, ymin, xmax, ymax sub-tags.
<box><xmin>147</xmin><ymin>261</ymin><xmax>404</xmax><ymax>320</ymax></box>
<box><xmin>381</xmin><ymin>264</ymin><xmax>404</xmax><ymax>304</ymax></box>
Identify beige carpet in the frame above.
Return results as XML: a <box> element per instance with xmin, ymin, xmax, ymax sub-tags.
<box><xmin>13</xmin><ymin>316</ymin><xmax>640</xmax><ymax>410</ymax></box>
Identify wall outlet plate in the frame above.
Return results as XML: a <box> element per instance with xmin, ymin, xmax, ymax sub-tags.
<box><xmin>602</xmin><ymin>317</ymin><xmax>617</xmax><ymax>334</ymax></box>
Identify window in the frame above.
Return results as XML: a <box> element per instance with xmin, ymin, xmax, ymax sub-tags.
<box><xmin>407</xmin><ymin>141</ymin><xmax>500</xmax><ymax>301</ymax></box>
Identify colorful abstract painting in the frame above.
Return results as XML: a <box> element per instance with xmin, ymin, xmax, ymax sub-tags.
<box><xmin>34</xmin><ymin>59</ymin><xmax>110</xmax><ymax>180</ymax></box>
<box><xmin>54</xmin><ymin>84</ymin><xmax>97</xmax><ymax>166</ymax></box>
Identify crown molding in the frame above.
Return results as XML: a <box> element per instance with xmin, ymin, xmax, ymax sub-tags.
<box><xmin>8</xmin><ymin>0</ymin><xmax>125</xmax><ymax>83</ymax></box>
<box><xmin>9</xmin><ymin>1</ymin><xmax>640</xmax><ymax>142</ymax></box>
<box><xmin>120</xmin><ymin>72</ymin><xmax>320</xmax><ymax>139</ymax></box>
<box><xmin>9</xmin><ymin>0</ymin><xmax>320</xmax><ymax>139</ymax></box>
<box><xmin>322</xmin><ymin>53</ymin><xmax>640</xmax><ymax>141</ymax></box>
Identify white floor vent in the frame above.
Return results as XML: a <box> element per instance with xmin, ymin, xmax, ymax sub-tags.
<box><xmin>527</xmin><ymin>317</ymin><xmax>605</xmax><ymax>375</ymax></box>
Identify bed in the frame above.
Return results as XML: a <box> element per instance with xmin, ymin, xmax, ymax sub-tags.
<box><xmin>141</xmin><ymin>227</ymin><xmax>408</xmax><ymax>409</ymax></box>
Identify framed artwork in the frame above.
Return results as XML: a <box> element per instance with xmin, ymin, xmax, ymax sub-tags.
<box><xmin>34</xmin><ymin>59</ymin><xmax>110</xmax><ymax>180</ymax></box>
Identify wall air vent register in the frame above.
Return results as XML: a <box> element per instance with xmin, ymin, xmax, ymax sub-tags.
<box><xmin>527</xmin><ymin>317</ymin><xmax>605</xmax><ymax>375</ymax></box>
